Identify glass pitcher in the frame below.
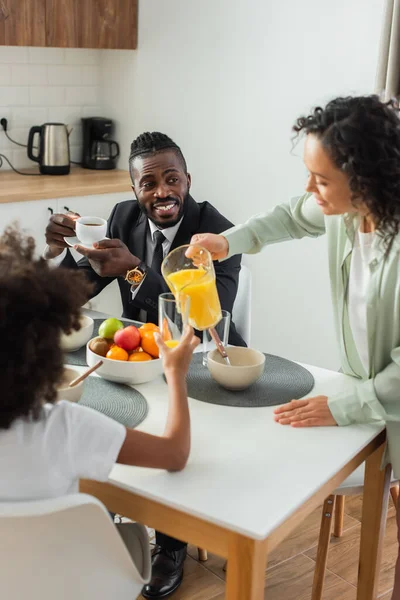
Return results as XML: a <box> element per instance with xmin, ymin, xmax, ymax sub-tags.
<box><xmin>161</xmin><ymin>244</ymin><xmax>222</xmax><ymax>331</ymax></box>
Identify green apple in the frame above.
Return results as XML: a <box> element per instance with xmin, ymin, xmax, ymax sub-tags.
<box><xmin>98</xmin><ymin>318</ymin><xmax>124</xmax><ymax>339</ymax></box>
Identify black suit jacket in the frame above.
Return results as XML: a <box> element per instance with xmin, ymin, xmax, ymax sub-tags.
<box><xmin>61</xmin><ymin>195</ymin><xmax>245</xmax><ymax>346</ymax></box>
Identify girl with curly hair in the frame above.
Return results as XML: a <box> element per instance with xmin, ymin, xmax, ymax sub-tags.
<box><xmin>191</xmin><ymin>95</ymin><xmax>400</xmax><ymax>597</ymax></box>
<box><xmin>0</xmin><ymin>225</ymin><xmax>198</xmax><ymax>575</ymax></box>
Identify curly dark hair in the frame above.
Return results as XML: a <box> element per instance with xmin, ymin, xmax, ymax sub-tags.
<box><xmin>0</xmin><ymin>226</ymin><xmax>92</xmax><ymax>429</ymax></box>
<box><xmin>293</xmin><ymin>95</ymin><xmax>400</xmax><ymax>242</ymax></box>
<box><xmin>128</xmin><ymin>131</ymin><xmax>187</xmax><ymax>178</ymax></box>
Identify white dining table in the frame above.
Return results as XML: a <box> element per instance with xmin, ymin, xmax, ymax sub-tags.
<box><xmin>78</xmin><ymin>310</ymin><xmax>390</xmax><ymax>600</ymax></box>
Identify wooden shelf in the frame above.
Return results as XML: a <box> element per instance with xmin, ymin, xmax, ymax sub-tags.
<box><xmin>0</xmin><ymin>167</ymin><xmax>132</xmax><ymax>204</ymax></box>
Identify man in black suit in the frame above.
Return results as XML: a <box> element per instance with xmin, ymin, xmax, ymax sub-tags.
<box><xmin>44</xmin><ymin>131</ymin><xmax>244</xmax><ymax>598</ymax></box>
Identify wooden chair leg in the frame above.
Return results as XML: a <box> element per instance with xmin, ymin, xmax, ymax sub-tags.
<box><xmin>390</xmin><ymin>485</ymin><xmax>399</xmax><ymax>510</ymax></box>
<box><xmin>311</xmin><ymin>495</ymin><xmax>335</xmax><ymax>600</ymax></box>
<box><xmin>198</xmin><ymin>547</ymin><xmax>208</xmax><ymax>561</ymax></box>
<box><xmin>333</xmin><ymin>495</ymin><xmax>345</xmax><ymax>538</ymax></box>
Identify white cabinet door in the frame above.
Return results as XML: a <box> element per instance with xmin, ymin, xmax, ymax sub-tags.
<box><xmin>57</xmin><ymin>192</ymin><xmax>129</xmax><ymax>317</ymax></box>
<box><xmin>0</xmin><ymin>199</ymin><xmax>58</xmax><ymax>256</ymax></box>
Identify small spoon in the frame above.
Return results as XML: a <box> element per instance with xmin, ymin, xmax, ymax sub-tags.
<box><xmin>68</xmin><ymin>360</ymin><xmax>103</xmax><ymax>387</ymax></box>
<box><xmin>209</xmin><ymin>327</ymin><xmax>231</xmax><ymax>366</ymax></box>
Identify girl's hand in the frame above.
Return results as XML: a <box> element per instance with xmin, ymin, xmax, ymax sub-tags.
<box><xmin>273</xmin><ymin>395</ymin><xmax>337</xmax><ymax>427</ymax></box>
<box><xmin>155</xmin><ymin>326</ymin><xmax>199</xmax><ymax>377</ymax></box>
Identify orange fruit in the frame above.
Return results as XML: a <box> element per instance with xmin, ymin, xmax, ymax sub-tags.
<box><xmin>130</xmin><ymin>346</ymin><xmax>143</xmax><ymax>353</ymax></box>
<box><xmin>106</xmin><ymin>346</ymin><xmax>129</xmax><ymax>361</ymax></box>
<box><xmin>139</xmin><ymin>323</ymin><xmax>159</xmax><ymax>339</ymax></box>
<box><xmin>140</xmin><ymin>330</ymin><xmax>160</xmax><ymax>358</ymax></box>
<box><xmin>128</xmin><ymin>352</ymin><xmax>153</xmax><ymax>362</ymax></box>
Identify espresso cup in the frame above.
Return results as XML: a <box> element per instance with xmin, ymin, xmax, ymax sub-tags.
<box><xmin>75</xmin><ymin>216</ymin><xmax>107</xmax><ymax>245</ymax></box>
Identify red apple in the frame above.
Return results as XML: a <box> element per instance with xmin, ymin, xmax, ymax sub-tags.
<box><xmin>114</xmin><ymin>326</ymin><xmax>141</xmax><ymax>351</ymax></box>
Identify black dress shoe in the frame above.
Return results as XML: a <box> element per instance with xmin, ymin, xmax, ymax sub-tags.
<box><xmin>142</xmin><ymin>545</ymin><xmax>187</xmax><ymax>599</ymax></box>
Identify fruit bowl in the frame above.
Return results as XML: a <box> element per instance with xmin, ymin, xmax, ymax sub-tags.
<box><xmin>86</xmin><ymin>338</ymin><xmax>164</xmax><ymax>385</ymax></box>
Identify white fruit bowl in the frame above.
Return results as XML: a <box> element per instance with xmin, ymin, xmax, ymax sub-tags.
<box><xmin>86</xmin><ymin>339</ymin><xmax>164</xmax><ymax>385</ymax></box>
<box><xmin>61</xmin><ymin>315</ymin><xmax>94</xmax><ymax>352</ymax></box>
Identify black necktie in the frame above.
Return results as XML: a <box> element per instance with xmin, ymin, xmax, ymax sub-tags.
<box><xmin>151</xmin><ymin>230</ymin><xmax>166</xmax><ymax>273</ymax></box>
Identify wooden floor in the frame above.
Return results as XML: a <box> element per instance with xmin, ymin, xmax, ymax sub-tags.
<box><xmin>138</xmin><ymin>494</ymin><xmax>398</xmax><ymax>600</ymax></box>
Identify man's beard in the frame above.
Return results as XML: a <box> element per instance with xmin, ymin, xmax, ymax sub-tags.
<box><xmin>140</xmin><ymin>192</ymin><xmax>189</xmax><ymax>228</ymax></box>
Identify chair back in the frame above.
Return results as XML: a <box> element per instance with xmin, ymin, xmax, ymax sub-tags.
<box><xmin>232</xmin><ymin>264</ymin><xmax>252</xmax><ymax>345</ymax></box>
<box><xmin>0</xmin><ymin>493</ymin><xmax>150</xmax><ymax>600</ymax></box>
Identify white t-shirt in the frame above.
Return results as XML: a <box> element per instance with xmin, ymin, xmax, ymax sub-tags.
<box><xmin>0</xmin><ymin>401</ymin><xmax>126</xmax><ymax>501</ymax></box>
<box><xmin>348</xmin><ymin>228</ymin><xmax>374</xmax><ymax>375</ymax></box>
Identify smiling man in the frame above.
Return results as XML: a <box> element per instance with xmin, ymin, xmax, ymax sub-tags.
<box><xmin>43</xmin><ymin>132</ymin><xmax>244</xmax><ymax>598</ymax></box>
<box><xmin>44</xmin><ymin>132</ymin><xmax>244</xmax><ymax>346</ymax></box>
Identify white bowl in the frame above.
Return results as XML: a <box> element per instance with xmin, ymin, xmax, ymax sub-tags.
<box><xmin>86</xmin><ymin>339</ymin><xmax>164</xmax><ymax>385</ymax></box>
<box><xmin>207</xmin><ymin>347</ymin><xmax>265</xmax><ymax>391</ymax></box>
<box><xmin>56</xmin><ymin>367</ymin><xmax>85</xmax><ymax>403</ymax></box>
<box><xmin>61</xmin><ymin>315</ymin><xmax>94</xmax><ymax>352</ymax></box>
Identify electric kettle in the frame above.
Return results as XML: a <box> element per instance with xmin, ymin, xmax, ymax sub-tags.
<box><xmin>27</xmin><ymin>123</ymin><xmax>70</xmax><ymax>175</ymax></box>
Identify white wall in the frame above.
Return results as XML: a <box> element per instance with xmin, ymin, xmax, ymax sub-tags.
<box><xmin>0</xmin><ymin>47</ymin><xmax>102</xmax><ymax>168</ymax></box>
<box><xmin>100</xmin><ymin>0</ymin><xmax>384</xmax><ymax>369</ymax></box>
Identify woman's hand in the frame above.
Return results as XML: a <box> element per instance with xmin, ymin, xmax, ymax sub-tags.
<box><xmin>189</xmin><ymin>233</ymin><xmax>229</xmax><ymax>261</ymax></box>
<box><xmin>155</xmin><ymin>325</ymin><xmax>199</xmax><ymax>377</ymax></box>
<box><xmin>273</xmin><ymin>395</ymin><xmax>337</xmax><ymax>427</ymax></box>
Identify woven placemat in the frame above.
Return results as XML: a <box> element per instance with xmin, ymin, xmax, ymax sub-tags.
<box><xmin>65</xmin><ymin>318</ymin><xmax>142</xmax><ymax>366</ymax></box>
<box><xmin>78</xmin><ymin>376</ymin><xmax>148</xmax><ymax>428</ymax></box>
<box><xmin>186</xmin><ymin>353</ymin><xmax>314</xmax><ymax>407</ymax></box>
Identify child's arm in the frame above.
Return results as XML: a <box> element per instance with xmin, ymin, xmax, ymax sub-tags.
<box><xmin>117</xmin><ymin>326</ymin><xmax>199</xmax><ymax>472</ymax></box>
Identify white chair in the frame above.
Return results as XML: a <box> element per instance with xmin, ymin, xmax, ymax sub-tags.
<box><xmin>0</xmin><ymin>493</ymin><xmax>151</xmax><ymax>600</ymax></box>
<box><xmin>311</xmin><ymin>464</ymin><xmax>399</xmax><ymax>599</ymax></box>
<box><xmin>232</xmin><ymin>264</ymin><xmax>252</xmax><ymax>346</ymax></box>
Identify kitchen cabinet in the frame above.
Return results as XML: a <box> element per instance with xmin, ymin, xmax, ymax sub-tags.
<box><xmin>0</xmin><ymin>192</ymin><xmax>127</xmax><ymax>316</ymax></box>
<box><xmin>46</xmin><ymin>0</ymin><xmax>138</xmax><ymax>49</ymax></box>
<box><xmin>0</xmin><ymin>0</ymin><xmax>46</xmax><ymax>46</ymax></box>
<box><xmin>0</xmin><ymin>0</ymin><xmax>137</xmax><ymax>49</ymax></box>
<box><xmin>0</xmin><ymin>198</ymin><xmax>57</xmax><ymax>256</ymax></box>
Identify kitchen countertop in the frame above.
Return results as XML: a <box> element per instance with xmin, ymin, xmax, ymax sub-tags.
<box><xmin>0</xmin><ymin>166</ymin><xmax>132</xmax><ymax>204</ymax></box>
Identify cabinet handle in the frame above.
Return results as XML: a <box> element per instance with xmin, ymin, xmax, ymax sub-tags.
<box><xmin>0</xmin><ymin>2</ymin><xmax>9</xmax><ymax>21</ymax></box>
<box><xmin>48</xmin><ymin>207</ymin><xmax>54</xmax><ymax>215</ymax></box>
<box><xmin>63</xmin><ymin>206</ymin><xmax>70</xmax><ymax>212</ymax></box>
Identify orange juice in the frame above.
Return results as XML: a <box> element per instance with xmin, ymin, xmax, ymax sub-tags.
<box><xmin>166</xmin><ymin>269</ymin><xmax>222</xmax><ymax>330</ymax></box>
<box><xmin>164</xmin><ymin>340</ymin><xmax>180</xmax><ymax>348</ymax></box>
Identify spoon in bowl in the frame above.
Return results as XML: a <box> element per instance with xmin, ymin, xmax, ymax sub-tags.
<box><xmin>68</xmin><ymin>360</ymin><xmax>103</xmax><ymax>387</ymax></box>
<box><xmin>209</xmin><ymin>327</ymin><xmax>231</xmax><ymax>366</ymax></box>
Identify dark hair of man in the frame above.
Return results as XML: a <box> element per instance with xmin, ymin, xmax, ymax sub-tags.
<box><xmin>293</xmin><ymin>95</ymin><xmax>400</xmax><ymax>244</ymax></box>
<box><xmin>0</xmin><ymin>226</ymin><xmax>92</xmax><ymax>429</ymax></box>
<box><xmin>128</xmin><ymin>131</ymin><xmax>187</xmax><ymax>179</ymax></box>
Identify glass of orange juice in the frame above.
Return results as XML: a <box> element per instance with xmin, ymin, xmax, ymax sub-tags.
<box><xmin>161</xmin><ymin>244</ymin><xmax>222</xmax><ymax>331</ymax></box>
<box><xmin>158</xmin><ymin>292</ymin><xmax>190</xmax><ymax>349</ymax></box>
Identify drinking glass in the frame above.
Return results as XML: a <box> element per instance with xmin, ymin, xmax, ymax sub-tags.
<box><xmin>158</xmin><ymin>292</ymin><xmax>190</xmax><ymax>349</ymax></box>
<box><xmin>202</xmin><ymin>310</ymin><xmax>230</xmax><ymax>366</ymax></box>
<box><xmin>161</xmin><ymin>244</ymin><xmax>222</xmax><ymax>331</ymax></box>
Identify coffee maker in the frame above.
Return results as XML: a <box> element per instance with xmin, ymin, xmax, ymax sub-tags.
<box><xmin>81</xmin><ymin>117</ymin><xmax>120</xmax><ymax>170</ymax></box>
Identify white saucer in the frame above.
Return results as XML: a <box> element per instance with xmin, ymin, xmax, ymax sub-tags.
<box><xmin>64</xmin><ymin>236</ymin><xmax>109</xmax><ymax>249</ymax></box>
<box><xmin>64</xmin><ymin>235</ymin><xmax>95</xmax><ymax>249</ymax></box>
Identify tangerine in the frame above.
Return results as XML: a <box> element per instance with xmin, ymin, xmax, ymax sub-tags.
<box><xmin>106</xmin><ymin>346</ymin><xmax>129</xmax><ymax>361</ymax></box>
<box><xmin>128</xmin><ymin>351</ymin><xmax>153</xmax><ymax>362</ymax></box>
<box><xmin>139</xmin><ymin>323</ymin><xmax>159</xmax><ymax>339</ymax></box>
<box><xmin>140</xmin><ymin>330</ymin><xmax>160</xmax><ymax>358</ymax></box>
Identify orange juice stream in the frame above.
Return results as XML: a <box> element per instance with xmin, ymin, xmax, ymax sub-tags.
<box><xmin>166</xmin><ymin>269</ymin><xmax>222</xmax><ymax>330</ymax></box>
